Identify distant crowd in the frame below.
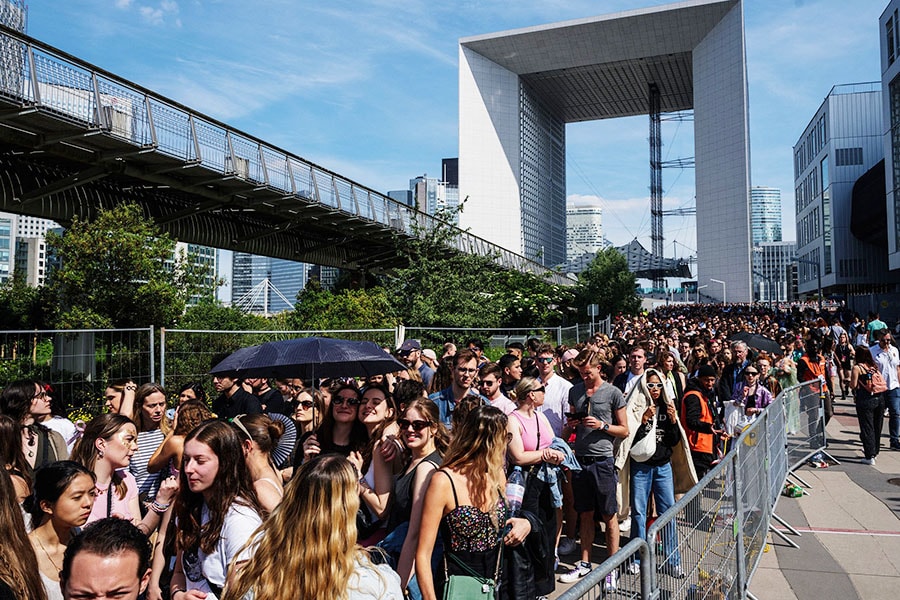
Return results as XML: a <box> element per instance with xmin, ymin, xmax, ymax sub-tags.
<box><xmin>1</xmin><ymin>303</ymin><xmax>898</xmax><ymax>599</ymax></box>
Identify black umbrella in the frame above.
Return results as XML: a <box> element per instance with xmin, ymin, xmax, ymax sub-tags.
<box><xmin>728</xmin><ymin>332</ymin><xmax>782</xmax><ymax>356</ymax></box>
<box><xmin>209</xmin><ymin>336</ymin><xmax>406</xmax><ymax>380</ymax></box>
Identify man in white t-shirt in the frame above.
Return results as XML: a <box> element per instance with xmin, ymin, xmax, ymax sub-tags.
<box><xmin>534</xmin><ymin>343</ymin><xmax>573</xmax><ymax>437</ymax></box>
<box><xmin>871</xmin><ymin>329</ymin><xmax>900</xmax><ymax>450</ymax></box>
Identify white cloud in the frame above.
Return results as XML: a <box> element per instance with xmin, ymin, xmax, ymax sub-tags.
<box><xmin>114</xmin><ymin>0</ymin><xmax>134</xmax><ymax>8</ymax></box>
<box><xmin>135</xmin><ymin>1</ymin><xmax>180</xmax><ymax>26</ymax></box>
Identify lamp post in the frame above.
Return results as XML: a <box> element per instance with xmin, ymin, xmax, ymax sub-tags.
<box><xmin>697</xmin><ymin>284</ymin><xmax>708</xmax><ymax>304</ymax></box>
<box><xmin>710</xmin><ymin>278</ymin><xmax>726</xmax><ymax>304</ymax></box>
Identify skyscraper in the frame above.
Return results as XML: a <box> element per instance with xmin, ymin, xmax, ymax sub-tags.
<box><xmin>231</xmin><ymin>253</ymin><xmax>307</xmax><ymax>315</ymax></box>
<box><xmin>566</xmin><ymin>205</ymin><xmax>604</xmax><ymax>263</ymax></box>
<box><xmin>750</xmin><ymin>187</ymin><xmax>782</xmax><ymax>246</ymax></box>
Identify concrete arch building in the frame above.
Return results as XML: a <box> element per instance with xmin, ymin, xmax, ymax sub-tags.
<box><xmin>458</xmin><ymin>0</ymin><xmax>751</xmax><ymax>302</ymax></box>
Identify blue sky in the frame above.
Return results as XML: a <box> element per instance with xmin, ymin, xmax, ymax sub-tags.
<box><xmin>26</xmin><ymin>0</ymin><xmax>890</xmax><ymax>259</ymax></box>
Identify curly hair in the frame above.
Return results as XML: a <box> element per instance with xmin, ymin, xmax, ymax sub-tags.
<box><xmin>173</xmin><ymin>400</ymin><xmax>213</xmax><ymax>436</ymax></box>
<box><xmin>174</xmin><ymin>420</ymin><xmax>264</xmax><ymax>555</ymax></box>
<box><xmin>223</xmin><ymin>455</ymin><xmax>383</xmax><ymax>600</ymax></box>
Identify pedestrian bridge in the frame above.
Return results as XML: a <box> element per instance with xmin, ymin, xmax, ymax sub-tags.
<box><xmin>0</xmin><ymin>24</ymin><xmax>566</xmax><ymax>282</ymax></box>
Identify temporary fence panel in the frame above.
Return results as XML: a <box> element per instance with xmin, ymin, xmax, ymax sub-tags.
<box><xmin>0</xmin><ymin>327</ymin><xmax>154</xmax><ymax>418</ymax></box>
<box><xmin>559</xmin><ymin>380</ymin><xmax>824</xmax><ymax>600</ymax></box>
<box><xmin>160</xmin><ymin>328</ymin><xmax>396</xmax><ymax>390</ymax></box>
<box><xmin>401</xmin><ymin>326</ymin><xmax>558</xmax><ymax>353</ymax></box>
<box><xmin>784</xmin><ymin>379</ymin><xmax>827</xmax><ymax>472</ymax></box>
<box><xmin>557</xmin><ymin>537</ymin><xmax>649</xmax><ymax>600</ymax></box>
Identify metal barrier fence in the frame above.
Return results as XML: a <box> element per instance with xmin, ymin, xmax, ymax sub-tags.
<box><xmin>558</xmin><ymin>379</ymin><xmax>825</xmax><ymax>600</ymax></box>
<box><xmin>0</xmin><ymin>327</ymin><xmax>154</xmax><ymax>416</ymax></box>
<box><xmin>159</xmin><ymin>328</ymin><xmax>397</xmax><ymax>390</ymax></box>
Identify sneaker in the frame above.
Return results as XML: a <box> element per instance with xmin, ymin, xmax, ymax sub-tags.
<box><xmin>557</xmin><ymin>537</ymin><xmax>578</xmax><ymax>555</ymax></box>
<box><xmin>862</xmin><ymin>457</ymin><xmax>875</xmax><ymax>465</ymax></box>
<box><xmin>559</xmin><ymin>561</ymin><xmax>592</xmax><ymax>583</ymax></box>
<box><xmin>626</xmin><ymin>562</ymin><xmax>640</xmax><ymax>575</ymax></box>
<box><xmin>658</xmin><ymin>563</ymin><xmax>686</xmax><ymax>579</ymax></box>
<box><xmin>619</xmin><ymin>516</ymin><xmax>632</xmax><ymax>532</ymax></box>
<box><xmin>604</xmin><ymin>570</ymin><xmax>619</xmax><ymax>591</ymax></box>
<box><xmin>890</xmin><ymin>442</ymin><xmax>900</xmax><ymax>451</ymax></box>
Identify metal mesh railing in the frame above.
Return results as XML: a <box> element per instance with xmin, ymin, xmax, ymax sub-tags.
<box><xmin>0</xmin><ymin>327</ymin><xmax>154</xmax><ymax>417</ymax></box>
<box><xmin>559</xmin><ymin>379</ymin><xmax>824</xmax><ymax>600</ymax></box>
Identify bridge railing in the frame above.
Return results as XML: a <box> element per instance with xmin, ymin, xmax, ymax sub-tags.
<box><xmin>0</xmin><ymin>24</ymin><xmax>568</xmax><ymax>284</ymax></box>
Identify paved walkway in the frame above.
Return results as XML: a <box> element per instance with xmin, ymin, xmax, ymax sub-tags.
<box><xmin>748</xmin><ymin>396</ymin><xmax>900</xmax><ymax>600</ymax></box>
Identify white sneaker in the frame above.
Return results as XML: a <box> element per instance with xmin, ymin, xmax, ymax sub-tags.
<box><xmin>862</xmin><ymin>457</ymin><xmax>875</xmax><ymax>465</ymax></box>
<box><xmin>557</xmin><ymin>537</ymin><xmax>578</xmax><ymax>555</ymax></box>
<box><xmin>604</xmin><ymin>570</ymin><xmax>619</xmax><ymax>591</ymax></box>
<box><xmin>559</xmin><ymin>561</ymin><xmax>592</xmax><ymax>583</ymax></box>
<box><xmin>626</xmin><ymin>562</ymin><xmax>640</xmax><ymax>575</ymax></box>
<box><xmin>619</xmin><ymin>517</ymin><xmax>632</xmax><ymax>532</ymax></box>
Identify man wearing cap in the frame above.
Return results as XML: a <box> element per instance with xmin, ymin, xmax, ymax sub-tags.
<box><xmin>681</xmin><ymin>364</ymin><xmax>725</xmax><ymax>478</ymax></box>
<box><xmin>398</xmin><ymin>339</ymin><xmax>435</xmax><ymax>389</ymax></box>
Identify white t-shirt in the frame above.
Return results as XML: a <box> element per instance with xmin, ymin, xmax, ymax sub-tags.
<box><xmin>871</xmin><ymin>343</ymin><xmax>900</xmax><ymax>390</ymax></box>
<box><xmin>538</xmin><ymin>373</ymin><xmax>573</xmax><ymax>437</ymax></box>
<box><xmin>183</xmin><ymin>502</ymin><xmax>262</xmax><ymax>599</ymax></box>
<box><xmin>42</xmin><ymin>415</ymin><xmax>79</xmax><ymax>453</ymax></box>
<box><xmin>347</xmin><ymin>559</ymin><xmax>404</xmax><ymax>599</ymax></box>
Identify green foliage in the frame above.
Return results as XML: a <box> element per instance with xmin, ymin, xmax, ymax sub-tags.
<box><xmin>0</xmin><ymin>272</ymin><xmax>51</xmax><ymax>329</ymax></box>
<box><xmin>45</xmin><ymin>203</ymin><xmax>209</xmax><ymax>328</ymax></box>
<box><xmin>289</xmin><ymin>279</ymin><xmax>395</xmax><ymax>332</ymax></box>
<box><xmin>493</xmin><ymin>269</ymin><xmax>576</xmax><ymax>327</ymax></box>
<box><xmin>575</xmin><ymin>248</ymin><xmax>640</xmax><ymax>319</ymax></box>
<box><xmin>179</xmin><ymin>298</ymin><xmax>271</xmax><ymax>331</ymax></box>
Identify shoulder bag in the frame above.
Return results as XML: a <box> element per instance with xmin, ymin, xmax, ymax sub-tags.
<box><xmin>629</xmin><ymin>412</ymin><xmax>657</xmax><ymax>462</ymax></box>
<box><xmin>443</xmin><ymin>546</ymin><xmax>502</xmax><ymax>600</ymax></box>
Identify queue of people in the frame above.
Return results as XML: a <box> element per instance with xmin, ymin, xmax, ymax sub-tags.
<box><xmin>1</xmin><ymin>303</ymin><xmax>898</xmax><ymax>600</ymax></box>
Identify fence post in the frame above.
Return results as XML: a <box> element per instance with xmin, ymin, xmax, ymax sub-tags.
<box><xmin>159</xmin><ymin>328</ymin><xmax>165</xmax><ymax>388</ymax></box>
<box><xmin>149</xmin><ymin>325</ymin><xmax>155</xmax><ymax>383</ymax></box>
<box><xmin>557</xmin><ymin>326</ymin><xmax>562</xmax><ymax>346</ymax></box>
<box><xmin>731</xmin><ymin>448</ymin><xmax>749</xmax><ymax>597</ymax></box>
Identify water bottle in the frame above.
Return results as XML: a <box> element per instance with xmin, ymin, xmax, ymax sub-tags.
<box><xmin>505</xmin><ymin>466</ymin><xmax>526</xmax><ymax>516</ymax></box>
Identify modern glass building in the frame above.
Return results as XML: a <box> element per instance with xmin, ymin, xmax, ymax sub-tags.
<box><xmin>750</xmin><ymin>187</ymin><xmax>782</xmax><ymax>246</ymax></box>
<box><xmin>231</xmin><ymin>253</ymin><xmax>307</xmax><ymax>315</ymax></box>
<box><xmin>0</xmin><ymin>213</ymin><xmax>15</xmax><ymax>284</ymax></box>
<box><xmin>566</xmin><ymin>205</ymin><xmax>604</xmax><ymax>264</ymax></box>
<box><xmin>752</xmin><ymin>241</ymin><xmax>796</xmax><ymax>303</ymax></box>
<box><xmin>882</xmin><ymin>1</ymin><xmax>900</xmax><ymax>272</ymax></box>
<box><xmin>794</xmin><ymin>82</ymin><xmax>900</xmax><ymax>299</ymax></box>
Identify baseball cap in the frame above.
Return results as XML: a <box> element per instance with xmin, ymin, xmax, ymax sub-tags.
<box><xmin>398</xmin><ymin>339</ymin><xmax>422</xmax><ymax>352</ymax></box>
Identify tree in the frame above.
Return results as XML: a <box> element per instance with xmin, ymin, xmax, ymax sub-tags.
<box><xmin>384</xmin><ymin>204</ymin><xmax>502</xmax><ymax>329</ymax></box>
<box><xmin>493</xmin><ymin>268</ymin><xmax>576</xmax><ymax>327</ymax></box>
<box><xmin>45</xmin><ymin>203</ymin><xmax>208</xmax><ymax>328</ymax></box>
<box><xmin>575</xmin><ymin>248</ymin><xmax>640</xmax><ymax>319</ymax></box>
<box><xmin>0</xmin><ymin>272</ymin><xmax>51</xmax><ymax>329</ymax></box>
<box><xmin>288</xmin><ymin>279</ymin><xmax>395</xmax><ymax>334</ymax></box>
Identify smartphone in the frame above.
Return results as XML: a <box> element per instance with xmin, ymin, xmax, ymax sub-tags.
<box><xmin>565</xmin><ymin>411</ymin><xmax>588</xmax><ymax>420</ymax></box>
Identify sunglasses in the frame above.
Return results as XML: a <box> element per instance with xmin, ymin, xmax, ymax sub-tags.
<box><xmin>536</xmin><ymin>357</ymin><xmax>554</xmax><ymax>364</ymax></box>
<box><xmin>295</xmin><ymin>400</ymin><xmax>315</xmax><ymax>409</ymax></box>
<box><xmin>744</xmin><ymin>371</ymin><xmax>759</xmax><ymax>376</ymax></box>
<box><xmin>646</xmin><ymin>383</ymin><xmax>664</xmax><ymax>390</ymax></box>
<box><xmin>398</xmin><ymin>418</ymin><xmax>432</xmax><ymax>432</ymax></box>
<box><xmin>333</xmin><ymin>396</ymin><xmax>361</xmax><ymax>407</ymax></box>
<box><xmin>531</xmin><ymin>386</ymin><xmax>546</xmax><ymax>393</ymax></box>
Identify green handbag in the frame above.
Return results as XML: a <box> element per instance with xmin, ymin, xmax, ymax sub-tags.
<box><xmin>442</xmin><ymin>548</ymin><xmax>502</xmax><ymax>600</ymax></box>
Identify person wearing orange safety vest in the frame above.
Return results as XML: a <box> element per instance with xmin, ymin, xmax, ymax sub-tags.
<box><xmin>680</xmin><ymin>364</ymin><xmax>724</xmax><ymax>479</ymax></box>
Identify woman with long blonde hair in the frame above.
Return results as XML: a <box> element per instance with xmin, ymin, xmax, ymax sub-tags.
<box><xmin>416</xmin><ymin>405</ymin><xmax>532</xmax><ymax>600</ymax></box>
<box><xmin>223</xmin><ymin>454</ymin><xmax>402</xmax><ymax>600</ymax></box>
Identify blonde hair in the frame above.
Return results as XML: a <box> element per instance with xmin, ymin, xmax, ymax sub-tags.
<box><xmin>223</xmin><ymin>455</ymin><xmax>380</xmax><ymax>600</ymax></box>
<box><xmin>441</xmin><ymin>405</ymin><xmax>508</xmax><ymax>519</ymax></box>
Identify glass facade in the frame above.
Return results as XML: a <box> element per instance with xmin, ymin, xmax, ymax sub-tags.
<box><xmin>519</xmin><ymin>83</ymin><xmax>565</xmax><ymax>266</ymax></box>
<box><xmin>749</xmin><ymin>187</ymin><xmax>782</xmax><ymax>246</ymax></box>
<box><xmin>232</xmin><ymin>252</ymin><xmax>307</xmax><ymax>314</ymax></box>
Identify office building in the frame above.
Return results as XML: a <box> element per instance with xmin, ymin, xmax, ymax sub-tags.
<box><xmin>0</xmin><ymin>212</ymin><xmax>15</xmax><ymax>284</ymax></box>
<box><xmin>566</xmin><ymin>205</ymin><xmax>605</xmax><ymax>263</ymax></box>
<box><xmin>458</xmin><ymin>0</ymin><xmax>751</xmax><ymax>300</ymax></box>
<box><xmin>882</xmin><ymin>1</ymin><xmax>900</xmax><ymax>271</ymax></box>
<box><xmin>794</xmin><ymin>82</ymin><xmax>900</xmax><ymax>300</ymax></box>
<box><xmin>752</xmin><ymin>241</ymin><xmax>796</xmax><ymax>303</ymax></box>
<box><xmin>750</xmin><ymin>187</ymin><xmax>782</xmax><ymax>245</ymax></box>
<box><xmin>231</xmin><ymin>253</ymin><xmax>307</xmax><ymax>315</ymax></box>
<box><xmin>410</xmin><ymin>175</ymin><xmax>460</xmax><ymax>222</ymax></box>
<box><xmin>169</xmin><ymin>242</ymin><xmax>217</xmax><ymax>305</ymax></box>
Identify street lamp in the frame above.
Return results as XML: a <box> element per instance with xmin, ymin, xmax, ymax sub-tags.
<box><xmin>697</xmin><ymin>284</ymin><xmax>708</xmax><ymax>304</ymax></box>
<box><xmin>793</xmin><ymin>256</ymin><xmax>822</xmax><ymax>312</ymax></box>
<box><xmin>710</xmin><ymin>278</ymin><xmax>726</xmax><ymax>304</ymax></box>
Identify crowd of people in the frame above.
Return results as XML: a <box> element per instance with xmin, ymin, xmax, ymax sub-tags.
<box><xmin>1</xmin><ymin>302</ymin><xmax>898</xmax><ymax>600</ymax></box>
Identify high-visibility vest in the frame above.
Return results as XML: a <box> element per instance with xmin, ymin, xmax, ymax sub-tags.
<box><xmin>681</xmin><ymin>389</ymin><xmax>714</xmax><ymax>454</ymax></box>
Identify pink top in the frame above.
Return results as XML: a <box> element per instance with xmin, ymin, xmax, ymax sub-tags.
<box><xmin>87</xmin><ymin>470</ymin><xmax>138</xmax><ymax>524</ymax></box>
<box><xmin>510</xmin><ymin>410</ymin><xmax>553</xmax><ymax>452</ymax></box>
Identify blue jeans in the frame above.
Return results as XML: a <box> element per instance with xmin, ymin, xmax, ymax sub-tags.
<box><xmin>886</xmin><ymin>387</ymin><xmax>900</xmax><ymax>446</ymax></box>
<box><xmin>630</xmin><ymin>460</ymin><xmax>681</xmax><ymax>566</ymax></box>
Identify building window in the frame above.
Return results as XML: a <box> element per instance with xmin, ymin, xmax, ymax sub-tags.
<box><xmin>835</xmin><ymin>147</ymin><xmax>863</xmax><ymax>166</ymax></box>
<box><xmin>891</xmin><ymin>74</ymin><xmax>900</xmax><ymax>253</ymax></box>
<box><xmin>889</xmin><ymin>16</ymin><xmax>896</xmax><ymax>66</ymax></box>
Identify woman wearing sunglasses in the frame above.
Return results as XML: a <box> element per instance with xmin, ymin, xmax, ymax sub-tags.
<box><xmin>621</xmin><ymin>368</ymin><xmax>694</xmax><ymax>578</ymax></box>
<box><xmin>506</xmin><ymin>377</ymin><xmax>565</xmax><ymax>598</ymax></box>
<box><xmin>298</xmin><ymin>383</ymin><xmax>368</xmax><ymax>465</ymax></box>
<box><xmin>381</xmin><ymin>398</ymin><xmax>449</xmax><ymax>599</ymax></box>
